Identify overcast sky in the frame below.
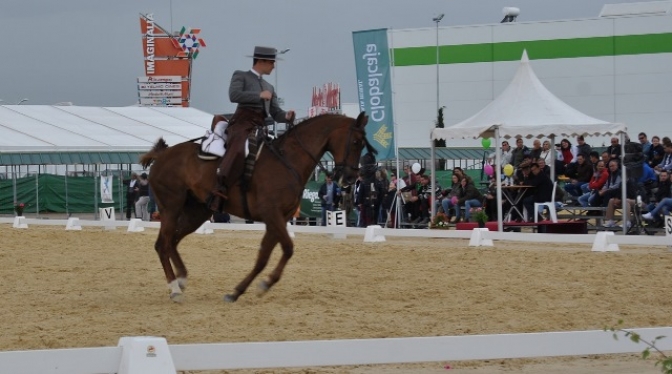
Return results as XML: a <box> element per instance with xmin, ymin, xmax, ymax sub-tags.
<box><xmin>0</xmin><ymin>0</ymin><xmax>653</xmax><ymax>116</ymax></box>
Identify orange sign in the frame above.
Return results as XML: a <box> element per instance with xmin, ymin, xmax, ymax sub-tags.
<box><xmin>138</xmin><ymin>13</ymin><xmax>205</xmax><ymax>107</ymax></box>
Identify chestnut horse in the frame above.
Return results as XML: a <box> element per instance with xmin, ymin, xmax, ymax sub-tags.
<box><xmin>140</xmin><ymin>112</ymin><xmax>372</xmax><ymax>303</ymax></box>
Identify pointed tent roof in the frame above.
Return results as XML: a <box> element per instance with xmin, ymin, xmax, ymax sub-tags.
<box><xmin>431</xmin><ymin>50</ymin><xmax>626</xmax><ymax>140</ymax></box>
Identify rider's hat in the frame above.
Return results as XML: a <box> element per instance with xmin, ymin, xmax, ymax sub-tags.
<box><xmin>248</xmin><ymin>46</ymin><xmax>281</xmax><ymax>61</ymax></box>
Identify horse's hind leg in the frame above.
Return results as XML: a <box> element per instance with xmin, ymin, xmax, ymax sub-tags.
<box><xmin>224</xmin><ymin>230</ymin><xmax>279</xmax><ymax>303</ymax></box>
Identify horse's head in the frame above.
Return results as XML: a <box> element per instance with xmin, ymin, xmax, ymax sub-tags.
<box><xmin>330</xmin><ymin>112</ymin><xmax>375</xmax><ymax>185</ymax></box>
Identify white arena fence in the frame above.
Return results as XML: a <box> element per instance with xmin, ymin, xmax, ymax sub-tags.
<box><xmin>1</xmin><ymin>328</ymin><xmax>671</xmax><ymax>374</ymax></box>
<box><xmin>1</xmin><ymin>215</ymin><xmax>670</xmax><ymax>251</ymax></box>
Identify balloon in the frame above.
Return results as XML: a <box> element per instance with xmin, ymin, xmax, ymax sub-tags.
<box><xmin>411</xmin><ymin>163</ymin><xmax>421</xmax><ymax>174</ymax></box>
<box><xmin>451</xmin><ymin>196</ymin><xmax>458</xmax><ymax>205</ymax></box>
<box><xmin>503</xmin><ymin>164</ymin><xmax>514</xmax><ymax>177</ymax></box>
<box><xmin>481</xmin><ymin>138</ymin><xmax>492</xmax><ymax>149</ymax></box>
<box><xmin>484</xmin><ymin>164</ymin><xmax>494</xmax><ymax>176</ymax></box>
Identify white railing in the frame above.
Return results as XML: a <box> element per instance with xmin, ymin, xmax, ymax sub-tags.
<box><xmin>1</xmin><ymin>216</ymin><xmax>670</xmax><ymax>249</ymax></box>
<box><xmin>1</xmin><ymin>328</ymin><xmax>670</xmax><ymax>374</ymax></box>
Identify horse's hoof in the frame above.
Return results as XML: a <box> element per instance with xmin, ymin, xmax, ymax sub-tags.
<box><xmin>177</xmin><ymin>277</ymin><xmax>187</xmax><ymax>291</ymax></box>
<box><xmin>223</xmin><ymin>294</ymin><xmax>238</xmax><ymax>303</ymax></box>
<box><xmin>170</xmin><ymin>292</ymin><xmax>184</xmax><ymax>303</ymax></box>
<box><xmin>257</xmin><ymin>280</ymin><xmax>271</xmax><ymax>297</ymax></box>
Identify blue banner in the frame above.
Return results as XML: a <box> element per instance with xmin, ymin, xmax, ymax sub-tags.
<box><xmin>352</xmin><ymin>29</ymin><xmax>395</xmax><ymax>161</ymax></box>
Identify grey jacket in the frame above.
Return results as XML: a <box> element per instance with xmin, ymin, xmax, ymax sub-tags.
<box><xmin>228</xmin><ymin>70</ymin><xmax>288</xmax><ymax>123</ymax></box>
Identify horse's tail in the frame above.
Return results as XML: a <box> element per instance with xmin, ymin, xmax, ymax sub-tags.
<box><xmin>140</xmin><ymin>138</ymin><xmax>169</xmax><ymax>168</ymax></box>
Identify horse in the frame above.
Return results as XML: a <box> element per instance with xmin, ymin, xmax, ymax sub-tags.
<box><xmin>140</xmin><ymin>112</ymin><xmax>373</xmax><ymax>303</ymax></box>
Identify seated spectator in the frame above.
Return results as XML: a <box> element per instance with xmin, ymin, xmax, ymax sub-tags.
<box><xmin>536</xmin><ymin>158</ymin><xmax>551</xmax><ymax>178</ymax></box>
<box><xmin>441</xmin><ymin>174</ymin><xmax>462</xmax><ymax>221</ymax></box>
<box><xmin>514</xmin><ymin>159</ymin><xmax>533</xmax><ymax>185</ymax></box>
<box><xmin>455</xmin><ymin>176</ymin><xmax>483</xmax><ymax>223</ymax></box>
<box><xmin>591</xmin><ymin>160</ymin><xmax>621</xmax><ymax>208</ymax></box>
<box><xmin>648</xmin><ymin>136</ymin><xmax>664</xmax><ymax>168</ymax></box>
<box><xmin>643</xmin><ymin>198</ymin><xmax>672</xmax><ymax>222</ymax></box>
<box><xmin>563</xmin><ymin>153</ymin><xmax>592</xmax><ymax>198</ymax></box>
<box><xmin>639</xmin><ymin>132</ymin><xmax>652</xmax><ymax>162</ymax></box>
<box><xmin>654</xmin><ymin>142</ymin><xmax>672</xmax><ymax>173</ymax></box>
<box><xmin>413</xmin><ymin>174</ymin><xmax>441</xmax><ymax>225</ymax></box>
<box><xmin>578</xmin><ymin>161</ymin><xmax>609</xmax><ymax>207</ymax></box>
<box><xmin>576</xmin><ymin>135</ymin><xmax>592</xmax><ymax>157</ymax></box>
<box><xmin>601</xmin><ymin>151</ymin><xmax>611</xmax><ymax>165</ymax></box>
<box><xmin>555</xmin><ymin>138</ymin><xmax>578</xmax><ymax>175</ymax></box>
<box><xmin>642</xmin><ymin>171</ymin><xmax>671</xmax><ymax>225</ymax></box>
<box><xmin>522</xmin><ymin>162</ymin><xmax>554</xmax><ymax>221</ymax></box>
<box><xmin>529</xmin><ymin>139</ymin><xmax>542</xmax><ymax>161</ymax></box>
<box><xmin>603</xmin><ymin>197</ymin><xmax>635</xmax><ymax>228</ymax></box>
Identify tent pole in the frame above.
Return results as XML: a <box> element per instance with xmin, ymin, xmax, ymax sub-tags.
<box><xmin>430</xmin><ymin>141</ymin><xmax>436</xmax><ymax>220</ymax></box>
<box><xmin>12</xmin><ymin>165</ymin><xmax>17</xmax><ymax>206</ymax></box>
<box><xmin>495</xmin><ymin>128</ymin><xmax>503</xmax><ymax>232</ymax></box>
<box><xmin>65</xmin><ymin>165</ymin><xmax>69</xmax><ymax>217</ymax></box>
<box><xmin>35</xmin><ymin>171</ymin><xmax>39</xmax><ymax>217</ymax></box>
<box><xmin>94</xmin><ymin>164</ymin><xmax>99</xmax><ymax>220</ymax></box>
<box><xmin>620</xmin><ymin>132</ymin><xmax>627</xmax><ymax>234</ymax></box>
<box><xmin>550</xmin><ymin>135</ymin><xmax>556</xmax><ymax>180</ymax></box>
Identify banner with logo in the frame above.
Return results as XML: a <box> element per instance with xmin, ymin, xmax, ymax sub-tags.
<box><xmin>352</xmin><ymin>28</ymin><xmax>395</xmax><ymax>161</ymax></box>
<box><xmin>100</xmin><ymin>175</ymin><xmax>114</xmax><ymax>203</ymax></box>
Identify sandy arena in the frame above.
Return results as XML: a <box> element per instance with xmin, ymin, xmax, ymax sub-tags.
<box><xmin>2</xmin><ymin>224</ymin><xmax>671</xmax><ymax>373</ymax></box>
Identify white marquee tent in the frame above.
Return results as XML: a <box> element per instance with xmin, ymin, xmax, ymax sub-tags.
<box><xmin>0</xmin><ymin>105</ymin><xmax>213</xmax><ymax>155</ymax></box>
<box><xmin>429</xmin><ymin>50</ymin><xmax>628</xmax><ymax>232</ymax></box>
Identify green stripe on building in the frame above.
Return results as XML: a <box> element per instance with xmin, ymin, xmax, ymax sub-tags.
<box><xmin>392</xmin><ymin>33</ymin><xmax>672</xmax><ymax>66</ymax></box>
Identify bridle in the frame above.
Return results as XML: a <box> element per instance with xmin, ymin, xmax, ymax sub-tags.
<box><xmin>292</xmin><ymin>118</ymin><xmax>366</xmax><ymax>181</ymax></box>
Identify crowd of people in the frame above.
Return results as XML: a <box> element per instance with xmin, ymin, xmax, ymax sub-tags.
<box><xmin>468</xmin><ymin>132</ymin><xmax>672</xmax><ymax>228</ymax></box>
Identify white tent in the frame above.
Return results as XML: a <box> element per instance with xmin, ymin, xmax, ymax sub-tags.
<box><xmin>429</xmin><ymin>50</ymin><xmax>628</xmax><ymax>232</ymax></box>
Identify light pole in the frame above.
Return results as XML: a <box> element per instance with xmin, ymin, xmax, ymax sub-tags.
<box><xmin>274</xmin><ymin>48</ymin><xmax>290</xmax><ymax>136</ymax></box>
<box><xmin>17</xmin><ymin>98</ymin><xmax>29</xmax><ymax>105</ymax></box>
<box><xmin>432</xmin><ymin>14</ymin><xmax>444</xmax><ymax>114</ymax></box>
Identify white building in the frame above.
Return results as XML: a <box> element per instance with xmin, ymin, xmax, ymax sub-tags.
<box><xmin>385</xmin><ymin>1</ymin><xmax>672</xmax><ymax>147</ymax></box>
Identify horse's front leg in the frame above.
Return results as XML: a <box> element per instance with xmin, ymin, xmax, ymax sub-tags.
<box><xmin>258</xmin><ymin>219</ymin><xmax>294</xmax><ymax>295</ymax></box>
<box><xmin>224</xmin><ymin>231</ymin><xmax>278</xmax><ymax>302</ymax></box>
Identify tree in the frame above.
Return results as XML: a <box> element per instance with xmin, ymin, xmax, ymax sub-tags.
<box><xmin>434</xmin><ymin>107</ymin><xmax>446</xmax><ymax>148</ymax></box>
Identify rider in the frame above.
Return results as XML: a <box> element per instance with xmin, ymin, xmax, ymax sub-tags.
<box><xmin>209</xmin><ymin>46</ymin><xmax>295</xmax><ymax>211</ymax></box>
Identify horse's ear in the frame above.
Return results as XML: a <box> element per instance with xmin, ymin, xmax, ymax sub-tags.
<box><xmin>355</xmin><ymin>111</ymin><xmax>368</xmax><ymax>129</ymax></box>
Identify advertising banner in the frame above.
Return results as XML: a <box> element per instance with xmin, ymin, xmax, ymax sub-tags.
<box><xmin>100</xmin><ymin>175</ymin><xmax>114</xmax><ymax>203</ymax></box>
<box><xmin>139</xmin><ymin>13</ymin><xmax>205</xmax><ymax>107</ymax></box>
<box><xmin>352</xmin><ymin>29</ymin><xmax>395</xmax><ymax>160</ymax></box>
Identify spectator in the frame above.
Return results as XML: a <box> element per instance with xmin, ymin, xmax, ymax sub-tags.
<box><xmin>642</xmin><ymin>171</ymin><xmax>672</xmax><ymax>224</ymax></box>
<box><xmin>576</xmin><ymin>135</ymin><xmax>592</xmax><ymax>157</ymax></box>
<box><xmin>588</xmin><ymin>151</ymin><xmax>600</xmax><ymax>167</ymax></box>
<box><xmin>601</xmin><ymin>151</ymin><xmax>611</xmax><ymax>165</ymax></box>
<box><xmin>592</xmin><ymin>160</ymin><xmax>622</xmax><ymax>207</ymax></box>
<box><xmin>563</xmin><ymin>154</ymin><xmax>592</xmax><ymax>198</ymax></box>
<box><xmin>135</xmin><ymin>172</ymin><xmax>150</xmax><ymax>221</ymax></box>
<box><xmin>510</xmin><ymin>137</ymin><xmax>530</xmax><ymax>169</ymax></box>
<box><xmin>539</xmin><ymin>140</ymin><xmax>553</xmax><ymax>166</ymax></box>
<box><xmin>639</xmin><ymin>132</ymin><xmax>652</xmax><ymax>161</ymax></box>
<box><xmin>340</xmin><ymin>184</ymin><xmax>354</xmax><ymax>227</ymax></box>
<box><xmin>414</xmin><ymin>174</ymin><xmax>441</xmax><ymax>225</ymax></box>
<box><xmin>522</xmin><ymin>162</ymin><xmax>554</xmax><ymax>221</ymax></box>
<box><xmin>441</xmin><ymin>174</ymin><xmax>462</xmax><ymax>221</ymax></box>
<box><xmin>607</xmin><ymin>137</ymin><xmax>622</xmax><ymax>160</ymax></box>
<box><xmin>455</xmin><ymin>176</ymin><xmax>483</xmax><ymax>223</ymax></box>
<box><xmin>654</xmin><ymin>142</ymin><xmax>672</xmax><ymax>173</ymax></box>
<box><xmin>578</xmin><ymin>160</ymin><xmax>609</xmax><ymax>207</ymax></box>
<box><xmin>648</xmin><ymin>136</ymin><xmax>664</xmax><ymax>168</ymax></box>
<box><xmin>603</xmin><ymin>196</ymin><xmax>635</xmax><ymax>228</ymax></box>
<box><xmin>529</xmin><ymin>139</ymin><xmax>542</xmax><ymax>161</ymax></box>
<box><xmin>123</xmin><ymin>172</ymin><xmax>139</xmax><ymax>220</ymax></box>
<box><xmin>318</xmin><ymin>173</ymin><xmax>340</xmax><ymax>226</ymax></box>
<box><xmin>556</xmin><ymin>138</ymin><xmax>578</xmax><ymax>176</ymax></box>
<box><xmin>536</xmin><ymin>158</ymin><xmax>551</xmax><ymax>178</ymax></box>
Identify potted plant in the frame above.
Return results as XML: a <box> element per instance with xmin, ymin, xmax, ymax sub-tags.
<box><xmin>14</xmin><ymin>202</ymin><xmax>25</xmax><ymax>217</ymax></box>
<box><xmin>430</xmin><ymin>212</ymin><xmax>449</xmax><ymax>229</ymax></box>
<box><xmin>470</xmin><ymin>207</ymin><xmax>488</xmax><ymax>228</ymax></box>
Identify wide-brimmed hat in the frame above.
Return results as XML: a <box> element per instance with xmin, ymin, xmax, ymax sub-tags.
<box><xmin>247</xmin><ymin>46</ymin><xmax>281</xmax><ymax>61</ymax></box>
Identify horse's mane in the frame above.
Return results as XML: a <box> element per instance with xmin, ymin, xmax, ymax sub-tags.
<box><xmin>278</xmin><ymin>112</ymin><xmax>378</xmax><ymax>156</ymax></box>
<box><xmin>276</xmin><ymin>113</ymin><xmax>350</xmax><ymax>141</ymax></box>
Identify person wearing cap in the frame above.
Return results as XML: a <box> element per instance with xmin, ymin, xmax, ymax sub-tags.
<box><xmin>209</xmin><ymin>46</ymin><xmax>296</xmax><ymax>211</ymax></box>
<box><xmin>135</xmin><ymin>172</ymin><xmax>151</xmax><ymax>221</ymax></box>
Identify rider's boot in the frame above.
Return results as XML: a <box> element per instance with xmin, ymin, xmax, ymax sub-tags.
<box><xmin>208</xmin><ymin>174</ymin><xmax>228</xmax><ymax>212</ymax></box>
